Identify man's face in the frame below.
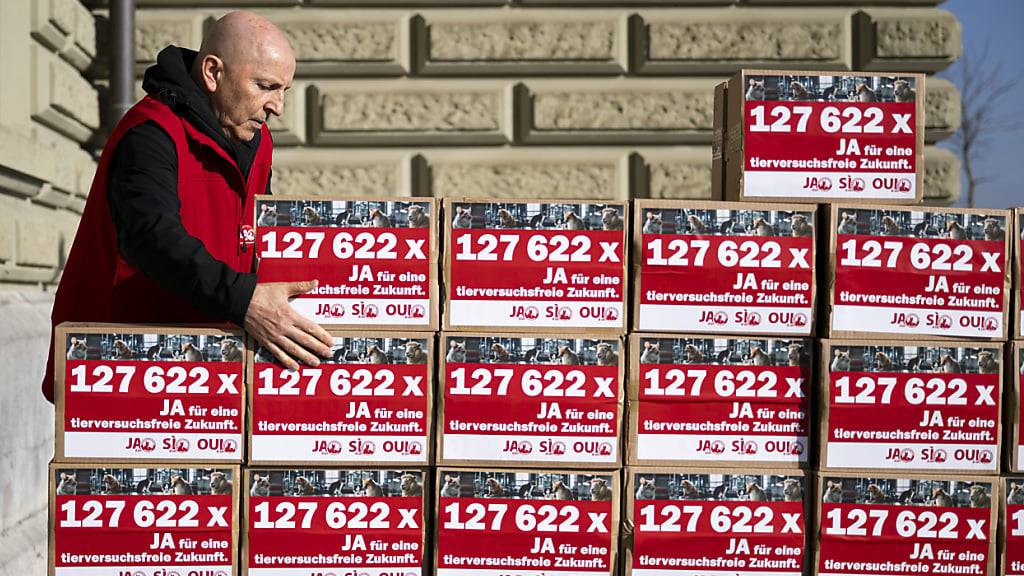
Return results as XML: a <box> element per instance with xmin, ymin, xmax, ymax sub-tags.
<box><xmin>207</xmin><ymin>52</ymin><xmax>295</xmax><ymax>142</ymax></box>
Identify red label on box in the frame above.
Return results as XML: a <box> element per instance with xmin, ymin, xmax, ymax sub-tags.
<box><xmin>639</xmin><ymin>233</ymin><xmax>813</xmax><ymax>334</ymax></box>
<box><xmin>632</xmin><ymin>499</ymin><xmax>805</xmax><ymax>575</ymax></box>
<box><xmin>833</xmin><ymin>235</ymin><xmax>1006</xmax><ymax>337</ymax></box>
<box><xmin>247</xmin><ymin>496</ymin><xmax>423</xmax><ymax>573</ymax></box>
<box><xmin>435</xmin><ymin>496</ymin><xmax>613</xmax><ymax>576</ymax></box>
<box><xmin>447</xmin><ymin>228</ymin><xmax>625</xmax><ymax>329</ymax></box>
<box><xmin>54</xmin><ymin>494</ymin><xmax>233</xmax><ymax>572</ymax></box>
<box><xmin>257</xmin><ymin>225</ymin><xmax>432</xmax><ymax>326</ymax></box>
<box><xmin>636</xmin><ymin>364</ymin><xmax>810</xmax><ymax>464</ymax></box>
<box><xmin>826</xmin><ymin>371</ymin><xmax>999</xmax><ymax>472</ymax></box>
<box><xmin>442</xmin><ymin>363</ymin><xmax>620</xmax><ymax>464</ymax></box>
<box><xmin>251</xmin><ymin>363</ymin><xmax>429</xmax><ymax>464</ymax></box>
<box><xmin>743</xmin><ymin>98</ymin><xmax>917</xmax><ymax>200</ymax></box>
<box><xmin>1007</xmin><ymin>499</ymin><xmax>1024</xmax><ymax>576</ymax></box>
<box><xmin>63</xmin><ymin>359</ymin><xmax>243</xmax><ymax>460</ymax></box>
<box><xmin>818</xmin><ymin>503</ymin><xmax>991</xmax><ymax>576</ymax></box>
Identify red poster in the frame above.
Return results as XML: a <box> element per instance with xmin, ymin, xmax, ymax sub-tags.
<box><xmin>246</xmin><ymin>469</ymin><xmax>425</xmax><ymax>576</ymax></box>
<box><xmin>52</xmin><ymin>466</ymin><xmax>236</xmax><ymax>576</ymax></box>
<box><xmin>818</xmin><ymin>477</ymin><xmax>994</xmax><ymax>576</ymax></box>
<box><xmin>440</xmin><ymin>336</ymin><xmax>621</xmax><ymax>465</ymax></box>
<box><xmin>634</xmin><ymin>336</ymin><xmax>810</xmax><ymax>465</ymax></box>
<box><xmin>1006</xmin><ymin>480</ymin><xmax>1024</xmax><ymax>576</ymax></box>
<box><xmin>741</xmin><ymin>74</ymin><xmax>919</xmax><ymax>200</ymax></box>
<box><xmin>435</xmin><ymin>471</ymin><xmax>616</xmax><ymax>576</ymax></box>
<box><xmin>831</xmin><ymin>208</ymin><xmax>1008</xmax><ymax>338</ymax></box>
<box><xmin>60</xmin><ymin>331</ymin><xmax>243</xmax><ymax>461</ymax></box>
<box><xmin>250</xmin><ymin>335</ymin><xmax>431</xmax><ymax>465</ymax></box>
<box><xmin>637</xmin><ymin>205</ymin><xmax>814</xmax><ymax>335</ymax></box>
<box><xmin>445</xmin><ymin>201</ymin><xmax>626</xmax><ymax>330</ymax></box>
<box><xmin>255</xmin><ymin>198</ymin><xmax>435</xmax><ymax>327</ymax></box>
<box><xmin>631</xmin><ymin>471</ymin><xmax>806</xmax><ymax>576</ymax></box>
<box><xmin>824</xmin><ymin>343</ymin><xmax>1000</xmax><ymax>472</ymax></box>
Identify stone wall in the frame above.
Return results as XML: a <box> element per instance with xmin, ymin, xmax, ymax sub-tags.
<box><xmin>104</xmin><ymin>0</ymin><xmax>961</xmax><ymax>203</ymax></box>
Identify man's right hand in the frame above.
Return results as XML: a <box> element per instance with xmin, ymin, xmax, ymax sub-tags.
<box><xmin>244</xmin><ymin>280</ymin><xmax>334</xmax><ymax>371</ymax></box>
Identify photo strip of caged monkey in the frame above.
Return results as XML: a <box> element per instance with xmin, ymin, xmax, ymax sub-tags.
<box><xmin>247</xmin><ymin>469</ymin><xmax>424</xmax><ymax>498</ymax></box>
<box><xmin>632</xmin><ymin>472</ymin><xmax>804</xmax><ymax>503</ymax></box>
<box><xmin>637</xmin><ymin>336</ymin><xmax>807</xmax><ymax>367</ymax></box>
<box><xmin>443</xmin><ymin>335</ymin><xmax>620</xmax><ymax>366</ymax></box>
<box><xmin>744</xmin><ymin>74</ymin><xmax>918</xmax><ymax>103</ymax></box>
<box><xmin>65</xmin><ymin>332</ymin><xmax>243</xmax><ymax>363</ymax></box>
<box><xmin>55</xmin><ymin>467</ymin><xmax>235</xmax><ymax>496</ymax></box>
<box><xmin>256</xmin><ymin>198</ymin><xmax>432</xmax><ymax>229</ymax></box>
<box><xmin>834</xmin><ymin>208</ymin><xmax>1006</xmax><ymax>241</ymax></box>
<box><xmin>255</xmin><ymin>335</ymin><xmax>430</xmax><ymax>366</ymax></box>
<box><xmin>827</xmin><ymin>343</ymin><xmax>999</xmax><ymax>374</ymax></box>
<box><xmin>640</xmin><ymin>207</ymin><xmax>814</xmax><ymax>238</ymax></box>
<box><xmin>449</xmin><ymin>201</ymin><xmax>624</xmax><ymax>231</ymax></box>
<box><xmin>820</xmin><ymin>476</ymin><xmax>992</xmax><ymax>508</ymax></box>
<box><xmin>438</xmin><ymin>470</ymin><xmax>614</xmax><ymax>501</ymax></box>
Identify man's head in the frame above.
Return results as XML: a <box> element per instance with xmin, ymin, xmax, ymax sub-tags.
<box><xmin>191</xmin><ymin>11</ymin><xmax>295</xmax><ymax>142</ymax></box>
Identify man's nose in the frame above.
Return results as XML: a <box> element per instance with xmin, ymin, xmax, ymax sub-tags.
<box><xmin>265</xmin><ymin>91</ymin><xmax>284</xmax><ymax>118</ymax></box>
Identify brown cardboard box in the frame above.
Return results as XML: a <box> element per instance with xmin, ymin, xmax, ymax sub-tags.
<box><xmin>824</xmin><ymin>204</ymin><xmax>1012</xmax><ymax>341</ymax></box>
<box><xmin>623</xmin><ymin>466</ymin><xmax>811</xmax><ymax>576</ymax></box>
<box><xmin>712</xmin><ymin>81</ymin><xmax>728</xmax><ymax>200</ymax></box>
<box><xmin>49</xmin><ymin>461</ymin><xmax>241</xmax><ymax>576</ymax></box>
<box><xmin>437</xmin><ymin>332</ymin><xmax>624</xmax><ymax>469</ymax></box>
<box><xmin>241</xmin><ymin>466</ymin><xmax>430</xmax><ymax>574</ymax></box>
<box><xmin>632</xmin><ymin>200</ymin><xmax>817</xmax><ymax>336</ymax></box>
<box><xmin>819</xmin><ymin>339</ymin><xmax>1003</xmax><ymax>475</ymax></box>
<box><xmin>54</xmin><ymin>322</ymin><xmax>246</xmax><ymax>464</ymax></box>
<box><xmin>1010</xmin><ymin>343</ymin><xmax>1023</xmax><ymax>472</ymax></box>
<box><xmin>722</xmin><ymin>69</ymin><xmax>926</xmax><ymax>205</ymax></box>
<box><xmin>1014</xmin><ymin>209</ymin><xmax>1022</xmax><ymax>339</ymax></box>
<box><xmin>434</xmin><ymin>467</ymin><xmax>620</xmax><ymax>576</ymax></box>
<box><xmin>442</xmin><ymin>198</ymin><xmax>629</xmax><ymax>335</ymax></box>
<box><xmin>627</xmin><ymin>333</ymin><xmax>813</xmax><ymax>469</ymax></box>
<box><xmin>254</xmin><ymin>196</ymin><xmax>440</xmax><ymax>331</ymax></box>
<box><xmin>247</xmin><ymin>330</ymin><xmax>435</xmax><ymax>467</ymax></box>
<box><xmin>814</xmin><ymin>472</ymin><xmax>999</xmax><ymax>576</ymax></box>
<box><xmin>1002</xmin><ymin>476</ymin><xmax>1024</xmax><ymax>576</ymax></box>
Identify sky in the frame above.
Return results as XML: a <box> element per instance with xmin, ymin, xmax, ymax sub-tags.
<box><xmin>940</xmin><ymin>0</ymin><xmax>1024</xmax><ymax>208</ymax></box>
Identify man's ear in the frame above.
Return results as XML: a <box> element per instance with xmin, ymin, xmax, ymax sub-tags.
<box><xmin>197</xmin><ymin>54</ymin><xmax>224</xmax><ymax>93</ymax></box>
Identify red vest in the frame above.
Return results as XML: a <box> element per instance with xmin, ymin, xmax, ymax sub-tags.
<box><xmin>42</xmin><ymin>96</ymin><xmax>272</xmax><ymax>402</ymax></box>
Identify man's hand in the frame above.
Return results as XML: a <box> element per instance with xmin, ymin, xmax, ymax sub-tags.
<box><xmin>244</xmin><ymin>280</ymin><xmax>333</xmax><ymax>371</ymax></box>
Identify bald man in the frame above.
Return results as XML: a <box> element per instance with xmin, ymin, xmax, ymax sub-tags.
<box><xmin>42</xmin><ymin>12</ymin><xmax>332</xmax><ymax>401</ymax></box>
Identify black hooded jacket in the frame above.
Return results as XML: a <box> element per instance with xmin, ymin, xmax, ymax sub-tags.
<box><xmin>107</xmin><ymin>45</ymin><xmax>270</xmax><ymax>327</ymax></box>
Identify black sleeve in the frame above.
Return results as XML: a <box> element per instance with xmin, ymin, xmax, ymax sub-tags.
<box><xmin>107</xmin><ymin>122</ymin><xmax>257</xmax><ymax>326</ymax></box>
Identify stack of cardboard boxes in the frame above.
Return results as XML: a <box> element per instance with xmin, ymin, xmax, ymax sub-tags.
<box><xmin>48</xmin><ymin>69</ymin><xmax>1019</xmax><ymax>576</ymax></box>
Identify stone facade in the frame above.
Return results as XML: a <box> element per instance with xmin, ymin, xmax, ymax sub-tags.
<box><xmin>0</xmin><ymin>2</ymin><xmax>962</xmax><ymax>572</ymax></box>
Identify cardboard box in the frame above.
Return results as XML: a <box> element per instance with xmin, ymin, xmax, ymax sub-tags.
<box><xmin>442</xmin><ymin>198</ymin><xmax>629</xmax><ymax>334</ymax></box>
<box><xmin>254</xmin><ymin>196</ymin><xmax>439</xmax><ymax>330</ymax></box>
<box><xmin>247</xmin><ymin>330</ymin><xmax>435</xmax><ymax>466</ymax></box>
<box><xmin>54</xmin><ymin>322</ymin><xmax>245</xmax><ymax>464</ymax></box>
<box><xmin>721</xmin><ymin>69</ymin><xmax>925</xmax><ymax>205</ymax></box>
<box><xmin>712</xmin><ymin>81</ymin><xmax>728</xmax><ymax>200</ymax></box>
<box><xmin>1003</xmin><ymin>476</ymin><xmax>1024</xmax><ymax>576</ymax></box>
<box><xmin>434</xmin><ymin>467</ymin><xmax>620</xmax><ymax>576</ymax></box>
<box><xmin>824</xmin><ymin>204</ymin><xmax>1012</xmax><ymax>340</ymax></box>
<box><xmin>1010</xmin><ymin>343</ymin><xmax>1023</xmax><ymax>472</ymax></box>
<box><xmin>1014</xmin><ymin>209</ymin><xmax>1022</xmax><ymax>338</ymax></box>
<box><xmin>437</xmin><ymin>332</ymin><xmax>624</xmax><ymax>469</ymax></box>
<box><xmin>820</xmin><ymin>340</ymin><xmax>1002</xmax><ymax>475</ymax></box>
<box><xmin>632</xmin><ymin>200</ymin><xmax>817</xmax><ymax>336</ymax></box>
<box><xmin>242</xmin><ymin>466</ymin><xmax>430</xmax><ymax>575</ymax></box>
<box><xmin>627</xmin><ymin>333</ymin><xmax>813</xmax><ymax>469</ymax></box>
<box><xmin>623</xmin><ymin>466</ymin><xmax>810</xmax><ymax>576</ymax></box>
<box><xmin>49</xmin><ymin>462</ymin><xmax>241</xmax><ymax>576</ymax></box>
<box><xmin>814</xmin><ymin>472</ymin><xmax>998</xmax><ymax>576</ymax></box>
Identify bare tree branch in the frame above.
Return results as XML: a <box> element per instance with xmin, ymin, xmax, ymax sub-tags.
<box><xmin>947</xmin><ymin>39</ymin><xmax>1021</xmax><ymax>207</ymax></box>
